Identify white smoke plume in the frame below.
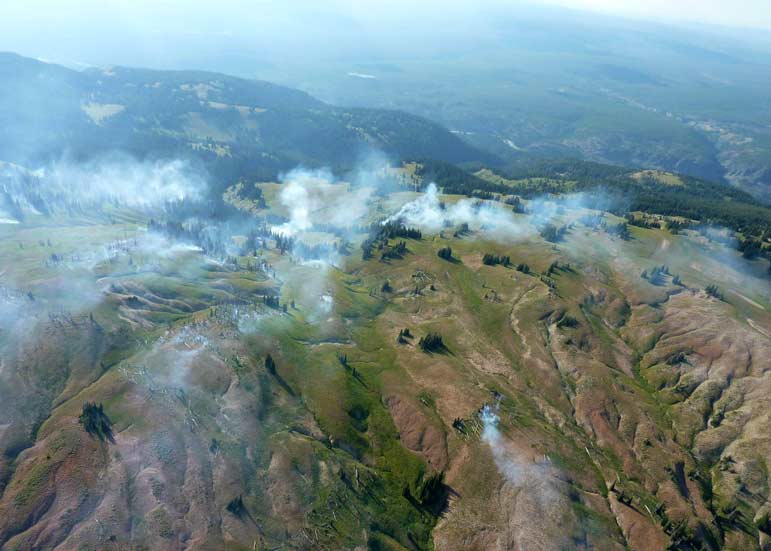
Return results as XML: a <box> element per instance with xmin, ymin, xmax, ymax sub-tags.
<box><xmin>268</xmin><ymin>165</ymin><xmax>381</xmax><ymax>320</ymax></box>
<box><xmin>290</xmin><ymin>260</ymin><xmax>337</xmax><ymax>323</ymax></box>
<box><xmin>480</xmin><ymin>404</ymin><xmax>566</xmax><ymax>533</ymax></box>
<box><xmin>35</xmin><ymin>154</ymin><xmax>207</xmax><ymax>211</ymax></box>
<box><xmin>272</xmin><ymin>170</ymin><xmax>324</xmax><ymax>236</ymax></box>
<box><xmin>272</xmin><ymin>167</ymin><xmax>374</xmax><ymax>237</ymax></box>
<box><xmin>480</xmin><ymin>405</ymin><xmax>555</xmax><ymax>491</ymax></box>
<box><xmin>385</xmin><ymin>183</ymin><xmax>537</xmax><ymax>240</ymax></box>
<box><xmin>663</xmin><ymin>225</ymin><xmax>770</xmax><ymax>305</ymax></box>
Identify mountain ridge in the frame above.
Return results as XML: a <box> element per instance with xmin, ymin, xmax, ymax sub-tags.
<box><xmin>0</xmin><ymin>52</ymin><xmax>494</xmax><ymax>178</ymax></box>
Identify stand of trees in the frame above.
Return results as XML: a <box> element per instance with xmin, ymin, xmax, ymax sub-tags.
<box><xmin>362</xmin><ymin>221</ymin><xmax>422</xmax><ymax>260</ymax></box>
<box><xmin>505</xmin><ymin>196</ymin><xmax>526</xmax><ymax>213</ymax></box>
<box><xmin>641</xmin><ymin>265</ymin><xmax>670</xmax><ymax>285</ymax></box>
<box><xmin>273</xmin><ymin>233</ymin><xmax>294</xmax><ymax>254</ymax></box>
<box><xmin>667</xmin><ymin>220</ymin><xmax>689</xmax><ymax>234</ymax></box>
<box><xmin>79</xmin><ymin>402</ymin><xmax>114</xmax><ymax>442</ymax></box>
<box><xmin>148</xmin><ymin>218</ymin><xmax>227</xmax><ymax>257</ymax></box>
<box><xmin>539</xmin><ymin>224</ymin><xmax>568</xmax><ymax>243</ymax></box>
<box><xmin>482</xmin><ymin>253</ymin><xmax>511</xmax><ymax>267</ymax></box>
<box><xmin>265</xmin><ymin>354</ymin><xmax>276</xmax><ymax>375</ymax></box>
<box><xmin>453</xmin><ymin>222</ymin><xmax>471</xmax><ymax>237</ymax></box>
<box><xmin>737</xmin><ymin>236</ymin><xmax>771</xmax><ymax>269</ymax></box>
<box><xmin>411</xmin><ymin>470</ymin><xmax>448</xmax><ymax>512</ymax></box>
<box><xmin>263</xmin><ymin>295</ymin><xmax>281</xmax><ymax>309</ymax></box>
<box><xmin>419</xmin><ymin>333</ymin><xmax>445</xmax><ymax>353</ymax></box>
<box><xmin>412</xmin><ymin>159</ymin><xmax>508</xmax><ymax>196</ymax></box>
<box><xmin>226</xmin><ymin>495</ymin><xmax>247</xmax><ymax>518</ymax></box>
<box><xmin>292</xmin><ymin>240</ymin><xmax>344</xmax><ymax>261</ymax></box>
<box><xmin>380</xmin><ymin>221</ymin><xmax>423</xmax><ymax>240</ymax></box>
<box><xmin>381</xmin><ymin>240</ymin><xmax>408</xmax><ymax>261</ymax></box>
<box><xmin>608</xmin><ymin>222</ymin><xmax>631</xmax><ymax>240</ymax></box>
<box><xmin>580</xmin><ymin>214</ymin><xmax>606</xmax><ymax>229</ymax></box>
<box><xmin>397</xmin><ymin>328</ymin><xmax>413</xmax><ymax>344</ymax></box>
<box><xmin>494</xmin><ymin>158</ymin><xmax>771</xmax><ymax>238</ymax></box>
<box><xmin>437</xmin><ymin>246</ymin><xmax>454</xmax><ymax>261</ymax></box>
<box><xmin>705</xmin><ymin>285</ymin><xmax>724</xmax><ymax>300</ymax></box>
<box><xmin>547</xmin><ymin>261</ymin><xmax>571</xmax><ymax>276</ymax></box>
<box><xmin>627</xmin><ymin>214</ymin><xmax>660</xmax><ymax>229</ymax></box>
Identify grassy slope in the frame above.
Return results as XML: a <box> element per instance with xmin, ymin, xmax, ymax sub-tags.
<box><xmin>0</xmin><ymin>188</ymin><xmax>769</xmax><ymax>549</ymax></box>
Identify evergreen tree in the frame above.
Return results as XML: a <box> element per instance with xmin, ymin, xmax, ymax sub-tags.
<box><xmin>419</xmin><ymin>333</ymin><xmax>445</xmax><ymax>353</ymax></box>
<box><xmin>483</xmin><ymin>253</ymin><xmax>511</xmax><ymax>267</ymax></box>
<box><xmin>79</xmin><ymin>402</ymin><xmax>114</xmax><ymax>442</ymax></box>
<box><xmin>265</xmin><ymin>354</ymin><xmax>276</xmax><ymax>375</ymax></box>
<box><xmin>705</xmin><ymin>285</ymin><xmax>723</xmax><ymax>300</ymax></box>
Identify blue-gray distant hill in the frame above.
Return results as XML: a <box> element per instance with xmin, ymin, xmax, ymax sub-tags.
<box><xmin>0</xmin><ymin>53</ymin><xmax>493</xmax><ymax>186</ymax></box>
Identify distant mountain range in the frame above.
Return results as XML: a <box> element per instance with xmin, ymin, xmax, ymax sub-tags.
<box><xmin>2</xmin><ymin>53</ymin><xmax>770</xmax><ymax>244</ymax></box>
<box><xmin>0</xmin><ymin>53</ymin><xmax>492</xmax><ymax>189</ymax></box>
<box><xmin>243</xmin><ymin>8</ymin><xmax>771</xmax><ymax>200</ymax></box>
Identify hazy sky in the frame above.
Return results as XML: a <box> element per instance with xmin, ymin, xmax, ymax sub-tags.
<box><xmin>544</xmin><ymin>0</ymin><xmax>771</xmax><ymax>29</ymax></box>
<box><xmin>1</xmin><ymin>0</ymin><xmax>770</xmax><ymax>71</ymax></box>
<box><xmin>2</xmin><ymin>0</ymin><xmax>771</xmax><ymax>29</ymax></box>
<box><xmin>314</xmin><ymin>0</ymin><xmax>771</xmax><ymax>28</ymax></box>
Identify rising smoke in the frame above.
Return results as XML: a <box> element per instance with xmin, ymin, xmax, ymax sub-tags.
<box><xmin>38</xmin><ymin>155</ymin><xmax>207</xmax><ymax>210</ymax></box>
<box><xmin>0</xmin><ymin>154</ymin><xmax>207</xmax><ymax>223</ymax></box>
<box><xmin>480</xmin><ymin>404</ymin><xmax>560</xmax><ymax>502</ymax></box>
<box><xmin>386</xmin><ymin>182</ymin><xmax>607</xmax><ymax>243</ymax></box>
<box><xmin>386</xmin><ymin>183</ymin><xmax>535</xmax><ymax>239</ymax></box>
<box><xmin>479</xmin><ymin>404</ymin><xmax>569</xmax><ymax>549</ymax></box>
<box><xmin>272</xmin><ymin>166</ymin><xmax>375</xmax><ymax>237</ymax></box>
<box><xmin>267</xmin><ymin>165</ymin><xmax>380</xmax><ymax>320</ymax></box>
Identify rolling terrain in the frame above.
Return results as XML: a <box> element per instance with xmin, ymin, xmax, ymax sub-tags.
<box><xmin>0</xmin><ymin>160</ymin><xmax>769</xmax><ymax>550</ymax></box>
<box><xmin>0</xmin><ymin>50</ymin><xmax>770</xmax><ymax>551</ymax></box>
